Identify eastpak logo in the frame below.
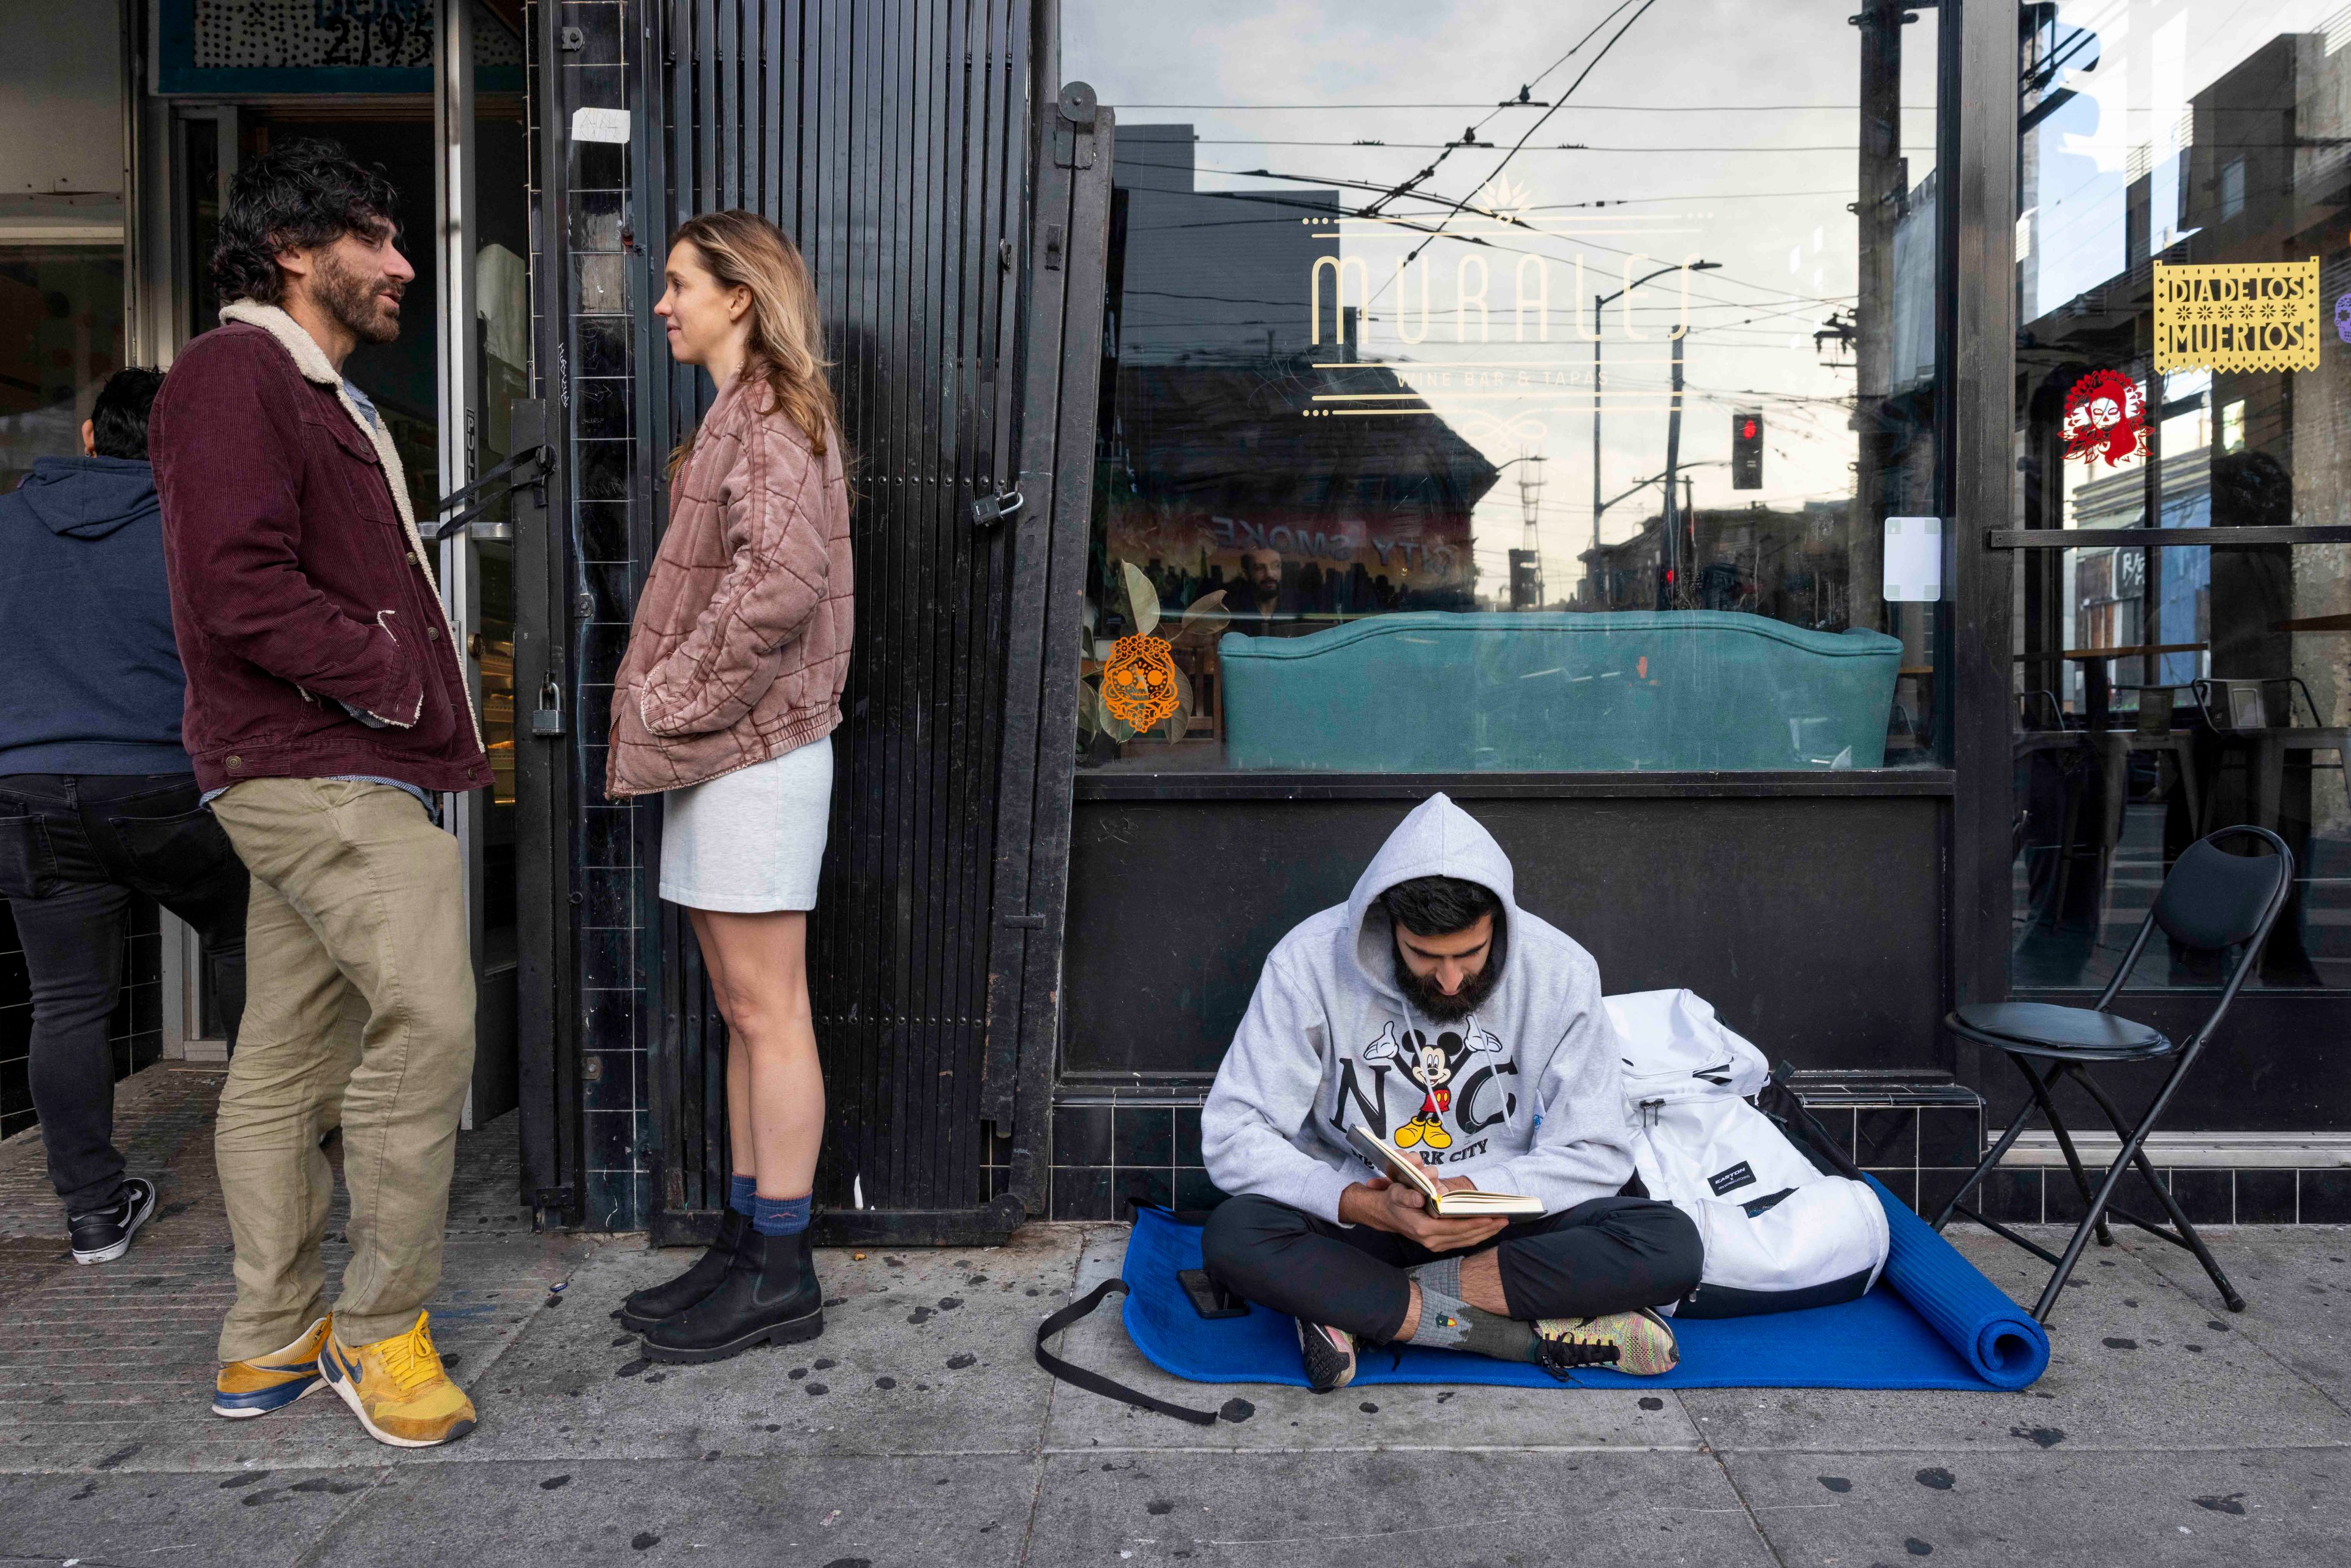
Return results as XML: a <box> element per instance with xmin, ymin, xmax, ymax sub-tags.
<box><xmin>1707</xmin><ymin>1160</ymin><xmax>1757</xmax><ymax>1196</ymax></box>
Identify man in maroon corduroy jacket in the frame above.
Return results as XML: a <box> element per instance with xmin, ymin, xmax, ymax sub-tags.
<box><xmin>149</xmin><ymin>137</ymin><xmax>490</xmax><ymax>1450</ymax></box>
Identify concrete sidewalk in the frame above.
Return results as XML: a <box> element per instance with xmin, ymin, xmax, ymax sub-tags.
<box><xmin>3</xmin><ymin>1063</ymin><xmax>2350</xmax><ymax>1565</ymax></box>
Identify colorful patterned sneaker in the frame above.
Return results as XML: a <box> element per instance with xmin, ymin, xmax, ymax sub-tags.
<box><xmin>1533</xmin><ymin>1308</ymin><xmax>1680</xmax><ymax>1379</ymax></box>
<box><xmin>212</xmin><ymin>1316</ymin><xmax>331</xmax><ymax>1419</ymax></box>
<box><xmin>1296</xmin><ymin>1319</ymin><xmax>1358</xmax><ymax>1393</ymax></box>
<box><xmin>320</xmin><ymin>1311</ymin><xmax>478</xmax><ymax>1448</ymax></box>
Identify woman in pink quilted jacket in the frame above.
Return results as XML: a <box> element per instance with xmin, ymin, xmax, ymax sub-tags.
<box><xmin>606</xmin><ymin>210</ymin><xmax>853</xmax><ymax>1364</ymax></box>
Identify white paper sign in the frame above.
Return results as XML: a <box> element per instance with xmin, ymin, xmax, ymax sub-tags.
<box><xmin>571</xmin><ymin>108</ymin><xmax>631</xmax><ymax>144</ymax></box>
<box><xmin>1882</xmin><ymin>515</ymin><xmax>1943</xmax><ymax>603</ymax></box>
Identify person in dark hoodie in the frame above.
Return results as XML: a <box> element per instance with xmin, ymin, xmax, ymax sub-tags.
<box><xmin>0</xmin><ymin>367</ymin><xmax>250</xmax><ymax>1266</ymax></box>
<box><xmin>1200</xmin><ymin>793</ymin><xmax>1703</xmax><ymax>1390</ymax></box>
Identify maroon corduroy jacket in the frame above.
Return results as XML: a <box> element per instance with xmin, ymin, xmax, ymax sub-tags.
<box><xmin>150</xmin><ymin>302</ymin><xmax>490</xmax><ymax>797</ymax></box>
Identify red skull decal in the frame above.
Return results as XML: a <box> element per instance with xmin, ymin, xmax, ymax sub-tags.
<box><xmin>2061</xmin><ymin>370</ymin><xmax>2148</xmax><ymax>468</ymax></box>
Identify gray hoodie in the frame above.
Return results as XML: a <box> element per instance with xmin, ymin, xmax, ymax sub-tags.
<box><xmin>1201</xmin><ymin>793</ymin><xmax>1634</xmax><ymax>1223</ymax></box>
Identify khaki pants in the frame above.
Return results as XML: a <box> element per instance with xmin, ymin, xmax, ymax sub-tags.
<box><xmin>209</xmin><ymin>778</ymin><xmax>475</xmax><ymax>1361</ymax></box>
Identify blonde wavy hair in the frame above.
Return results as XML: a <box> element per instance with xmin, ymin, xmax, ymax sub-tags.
<box><xmin>666</xmin><ymin>209</ymin><xmax>842</xmax><ymax>476</ymax></box>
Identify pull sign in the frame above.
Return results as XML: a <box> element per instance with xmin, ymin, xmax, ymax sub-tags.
<box><xmin>1883</xmin><ymin>515</ymin><xmax>1943</xmax><ymax>603</ymax></box>
<box><xmin>530</xmin><ymin>678</ymin><xmax>566</xmax><ymax>738</ymax></box>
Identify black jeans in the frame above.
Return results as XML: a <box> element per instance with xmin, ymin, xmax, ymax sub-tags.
<box><xmin>1201</xmin><ymin>1191</ymin><xmax>1704</xmax><ymax>1344</ymax></box>
<box><xmin>0</xmin><ymin>774</ymin><xmax>250</xmax><ymax>1212</ymax></box>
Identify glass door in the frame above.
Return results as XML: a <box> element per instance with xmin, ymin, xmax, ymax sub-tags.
<box><xmin>437</xmin><ymin>1</ymin><xmax>528</xmax><ymax>1124</ymax></box>
<box><xmin>2012</xmin><ymin>0</ymin><xmax>2351</xmax><ymax>1130</ymax></box>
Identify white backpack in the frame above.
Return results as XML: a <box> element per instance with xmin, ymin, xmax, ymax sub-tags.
<box><xmin>1608</xmin><ymin>989</ymin><xmax>1889</xmax><ymax>1319</ymax></box>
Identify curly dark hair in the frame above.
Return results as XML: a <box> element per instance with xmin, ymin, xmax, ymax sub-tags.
<box><xmin>89</xmin><ymin>367</ymin><xmax>165</xmax><ymax>460</ymax></box>
<box><xmin>210</xmin><ymin>137</ymin><xmax>401</xmax><ymax>309</ymax></box>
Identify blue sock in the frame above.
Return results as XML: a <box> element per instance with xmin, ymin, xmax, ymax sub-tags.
<box><xmin>752</xmin><ymin>1193</ymin><xmax>811</xmax><ymax>1237</ymax></box>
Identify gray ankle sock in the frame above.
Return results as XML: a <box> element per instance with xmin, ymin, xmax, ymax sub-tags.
<box><xmin>1406</xmin><ymin>1270</ymin><xmax>1535</xmax><ymax>1363</ymax></box>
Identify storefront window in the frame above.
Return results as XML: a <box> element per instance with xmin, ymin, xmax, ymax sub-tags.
<box><xmin>1</xmin><ymin>6</ymin><xmax>127</xmax><ymax>492</ymax></box>
<box><xmin>0</xmin><ymin>249</ymin><xmax>124</xmax><ymax>493</ymax></box>
<box><xmin>2012</xmin><ymin>0</ymin><xmax>2351</xmax><ymax>989</ymax></box>
<box><xmin>1067</xmin><ymin>1</ymin><xmax>1943</xmax><ymax>772</ymax></box>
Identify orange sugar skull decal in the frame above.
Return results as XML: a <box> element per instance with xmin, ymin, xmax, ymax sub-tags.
<box><xmin>1101</xmin><ymin>634</ymin><xmax>1183</xmax><ymax>730</ymax></box>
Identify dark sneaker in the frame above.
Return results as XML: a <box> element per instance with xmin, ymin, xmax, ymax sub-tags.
<box><xmin>1534</xmin><ymin>1308</ymin><xmax>1680</xmax><ymax>1379</ymax></box>
<box><xmin>69</xmin><ymin>1176</ymin><xmax>157</xmax><ymax>1265</ymax></box>
<box><xmin>1296</xmin><ymin>1319</ymin><xmax>1357</xmax><ymax>1392</ymax></box>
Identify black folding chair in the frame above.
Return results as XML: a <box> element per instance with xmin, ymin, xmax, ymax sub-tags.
<box><xmin>1935</xmin><ymin>825</ymin><xmax>2294</xmax><ymax>1322</ymax></box>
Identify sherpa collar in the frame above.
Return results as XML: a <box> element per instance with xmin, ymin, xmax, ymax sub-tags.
<box><xmin>216</xmin><ymin>298</ymin><xmax>486</xmax><ymax>754</ymax></box>
<box><xmin>217</xmin><ymin>299</ymin><xmax>429</xmax><ymax>557</ymax></box>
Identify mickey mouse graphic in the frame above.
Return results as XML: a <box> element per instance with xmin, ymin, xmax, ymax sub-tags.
<box><xmin>1362</xmin><ymin>1018</ymin><xmax>1504</xmax><ymax>1151</ymax></box>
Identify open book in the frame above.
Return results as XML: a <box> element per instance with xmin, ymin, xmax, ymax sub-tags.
<box><xmin>1344</xmin><ymin>1124</ymin><xmax>1545</xmax><ymax>1217</ymax></box>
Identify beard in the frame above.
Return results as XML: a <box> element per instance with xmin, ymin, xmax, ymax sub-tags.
<box><xmin>313</xmin><ymin>248</ymin><xmax>403</xmax><ymax>345</ymax></box>
<box><xmin>1392</xmin><ymin>929</ymin><xmax>1505</xmax><ymax>1022</ymax></box>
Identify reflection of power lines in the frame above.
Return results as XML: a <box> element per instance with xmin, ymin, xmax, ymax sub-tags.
<box><xmin>1113</xmin><ymin>151</ymin><xmax>1859</xmax><ymax>309</ymax></box>
<box><xmin>1376</xmin><ymin>0</ymin><xmax>1659</xmax><ymax>274</ymax></box>
<box><xmin>1194</xmin><ymin>140</ymin><xmax>1888</xmax><ymax>154</ymax></box>
<box><xmin>1119</xmin><ymin>100</ymin><xmax>1937</xmax><ymax>114</ymax></box>
<box><xmin>1360</xmin><ymin>0</ymin><xmax>1649</xmax><ymax>220</ymax></box>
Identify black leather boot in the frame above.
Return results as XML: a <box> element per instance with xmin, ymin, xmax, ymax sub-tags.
<box><xmin>638</xmin><ymin>1226</ymin><xmax>823</xmax><ymax>1364</ymax></box>
<box><xmin>617</xmin><ymin>1209</ymin><xmax>748</xmax><ymax>1332</ymax></box>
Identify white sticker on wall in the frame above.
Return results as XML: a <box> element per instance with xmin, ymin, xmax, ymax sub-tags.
<box><xmin>1883</xmin><ymin>516</ymin><xmax>1943</xmax><ymax>603</ymax></box>
<box><xmin>571</xmin><ymin>107</ymin><xmax>631</xmax><ymax>144</ymax></box>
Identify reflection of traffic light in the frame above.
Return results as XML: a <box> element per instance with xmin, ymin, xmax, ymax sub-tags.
<box><xmin>1731</xmin><ymin>411</ymin><xmax>1763</xmax><ymax>489</ymax></box>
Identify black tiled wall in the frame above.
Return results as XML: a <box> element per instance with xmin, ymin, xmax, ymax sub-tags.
<box><xmin>1977</xmin><ymin>1165</ymin><xmax>2351</xmax><ymax>1226</ymax></box>
<box><xmin>549</xmin><ymin>0</ymin><xmax>655</xmax><ymax>1231</ymax></box>
<box><xmin>1046</xmin><ymin>1100</ymin><xmax>1221</xmax><ymax>1222</ymax></box>
<box><xmin>1020</xmin><ymin>1080</ymin><xmax>2351</xmax><ymax>1228</ymax></box>
<box><xmin>1037</xmin><ymin>1090</ymin><xmax>1995</xmax><ymax>1225</ymax></box>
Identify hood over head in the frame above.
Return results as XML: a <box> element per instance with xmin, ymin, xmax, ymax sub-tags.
<box><xmin>1345</xmin><ymin>792</ymin><xmax>1518</xmax><ymax>996</ymax></box>
<box><xmin>12</xmin><ymin>456</ymin><xmax>159</xmax><ymax>539</ymax></box>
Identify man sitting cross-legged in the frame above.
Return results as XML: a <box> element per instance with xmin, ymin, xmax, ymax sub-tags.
<box><xmin>1200</xmin><ymin>793</ymin><xmax>1703</xmax><ymax>1389</ymax></box>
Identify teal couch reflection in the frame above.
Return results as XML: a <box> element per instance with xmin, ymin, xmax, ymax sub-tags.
<box><xmin>1217</xmin><ymin>612</ymin><xmax>1905</xmax><ymax>771</ymax></box>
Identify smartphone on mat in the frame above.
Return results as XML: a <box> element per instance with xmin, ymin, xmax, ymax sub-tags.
<box><xmin>1177</xmin><ymin>1267</ymin><xmax>1249</xmax><ymax>1319</ymax></box>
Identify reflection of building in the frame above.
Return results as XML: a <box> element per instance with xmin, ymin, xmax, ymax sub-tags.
<box><xmin>1100</xmin><ymin>362</ymin><xmax>1496</xmax><ymax>627</ymax></box>
<box><xmin>2065</xmin><ymin>446</ymin><xmax>2212</xmax><ymax>688</ymax></box>
<box><xmin>1580</xmin><ymin>502</ymin><xmax>1851</xmax><ymax>626</ymax></box>
<box><xmin>1100</xmin><ymin>125</ymin><xmax>1495</xmax><ymax>621</ymax></box>
<box><xmin>1111</xmin><ymin>124</ymin><xmax>1346</xmax><ymax>366</ymax></box>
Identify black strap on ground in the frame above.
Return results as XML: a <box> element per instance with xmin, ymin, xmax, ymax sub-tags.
<box><xmin>1033</xmin><ymin>1278</ymin><xmax>1220</xmax><ymax>1426</ymax></box>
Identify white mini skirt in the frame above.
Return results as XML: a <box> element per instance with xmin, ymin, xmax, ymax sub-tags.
<box><xmin>658</xmin><ymin>735</ymin><xmax>833</xmax><ymax>912</ymax></box>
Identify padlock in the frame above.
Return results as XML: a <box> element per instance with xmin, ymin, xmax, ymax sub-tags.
<box><xmin>530</xmin><ymin>678</ymin><xmax>565</xmax><ymax>738</ymax></box>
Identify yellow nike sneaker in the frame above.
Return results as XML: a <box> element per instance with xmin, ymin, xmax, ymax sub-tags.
<box><xmin>319</xmin><ymin>1311</ymin><xmax>477</xmax><ymax>1448</ymax></box>
<box><xmin>212</xmin><ymin>1316</ymin><xmax>330</xmax><ymax>1419</ymax></box>
<box><xmin>1533</xmin><ymin>1308</ymin><xmax>1681</xmax><ymax>1378</ymax></box>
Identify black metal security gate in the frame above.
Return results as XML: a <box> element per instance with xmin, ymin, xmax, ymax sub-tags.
<box><xmin>635</xmin><ymin>2</ymin><xmax>1106</xmax><ymax>1244</ymax></box>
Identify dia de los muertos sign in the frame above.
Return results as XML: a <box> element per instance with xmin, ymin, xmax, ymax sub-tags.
<box><xmin>2153</xmin><ymin>258</ymin><xmax>2320</xmax><ymax>373</ymax></box>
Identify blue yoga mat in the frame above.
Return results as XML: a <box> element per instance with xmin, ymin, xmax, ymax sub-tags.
<box><xmin>1119</xmin><ymin>1178</ymin><xmax>2049</xmax><ymax>1392</ymax></box>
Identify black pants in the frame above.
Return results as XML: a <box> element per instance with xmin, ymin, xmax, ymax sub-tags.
<box><xmin>1201</xmin><ymin>1191</ymin><xmax>1704</xmax><ymax>1344</ymax></box>
<box><xmin>0</xmin><ymin>774</ymin><xmax>250</xmax><ymax>1212</ymax></box>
